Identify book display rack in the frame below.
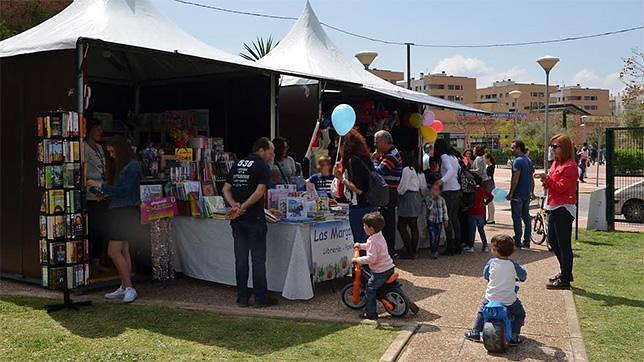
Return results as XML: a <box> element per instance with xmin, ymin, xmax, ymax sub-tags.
<box><xmin>37</xmin><ymin>111</ymin><xmax>91</xmax><ymax>312</ymax></box>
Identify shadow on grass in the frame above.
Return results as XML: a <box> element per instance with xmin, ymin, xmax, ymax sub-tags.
<box><xmin>2</xmin><ymin>296</ymin><xmax>365</xmax><ymax>357</ymax></box>
<box><xmin>576</xmin><ymin>239</ymin><xmax>613</xmax><ymax>247</ymax></box>
<box><xmin>573</xmin><ymin>287</ymin><xmax>644</xmax><ymax>309</ymax></box>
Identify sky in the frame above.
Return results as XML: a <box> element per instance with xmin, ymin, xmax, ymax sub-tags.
<box><xmin>151</xmin><ymin>0</ymin><xmax>644</xmax><ymax>94</ymax></box>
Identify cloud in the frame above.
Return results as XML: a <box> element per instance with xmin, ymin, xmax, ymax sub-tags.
<box><xmin>431</xmin><ymin>55</ymin><xmax>527</xmax><ymax>88</ymax></box>
<box><xmin>570</xmin><ymin>69</ymin><xmax>624</xmax><ymax>94</ymax></box>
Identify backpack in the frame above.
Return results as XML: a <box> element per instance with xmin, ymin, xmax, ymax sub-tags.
<box><xmin>457</xmin><ymin>159</ymin><xmax>477</xmax><ymax>193</ymax></box>
<box><xmin>350</xmin><ymin>157</ymin><xmax>390</xmax><ymax>207</ymax></box>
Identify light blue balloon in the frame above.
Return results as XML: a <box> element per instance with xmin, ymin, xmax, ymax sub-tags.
<box><xmin>331</xmin><ymin>104</ymin><xmax>356</xmax><ymax>136</ymax></box>
<box><xmin>492</xmin><ymin>188</ymin><xmax>508</xmax><ymax>203</ymax></box>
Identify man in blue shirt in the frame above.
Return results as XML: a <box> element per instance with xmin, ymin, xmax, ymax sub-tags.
<box><xmin>223</xmin><ymin>137</ymin><xmax>277</xmax><ymax>308</ymax></box>
<box><xmin>507</xmin><ymin>140</ymin><xmax>534</xmax><ymax>248</ymax></box>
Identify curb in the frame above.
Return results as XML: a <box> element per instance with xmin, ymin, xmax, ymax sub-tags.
<box><xmin>563</xmin><ymin>290</ymin><xmax>589</xmax><ymax>362</ymax></box>
<box><xmin>380</xmin><ymin>323</ymin><xmax>419</xmax><ymax>362</ymax></box>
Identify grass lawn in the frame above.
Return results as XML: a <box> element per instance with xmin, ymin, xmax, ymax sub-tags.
<box><xmin>0</xmin><ymin>296</ymin><xmax>399</xmax><ymax>361</ymax></box>
<box><xmin>573</xmin><ymin>230</ymin><xmax>644</xmax><ymax>361</ymax></box>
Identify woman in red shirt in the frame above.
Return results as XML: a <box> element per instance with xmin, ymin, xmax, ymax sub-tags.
<box><xmin>535</xmin><ymin>134</ymin><xmax>578</xmax><ymax>290</ymax></box>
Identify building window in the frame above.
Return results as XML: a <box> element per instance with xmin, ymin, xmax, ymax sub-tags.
<box><xmin>584</xmin><ymin>95</ymin><xmax>598</xmax><ymax>101</ymax></box>
<box><xmin>447</xmin><ymin>84</ymin><xmax>463</xmax><ymax>90</ymax></box>
<box><xmin>568</xmin><ymin>96</ymin><xmax>582</xmax><ymax>101</ymax></box>
<box><xmin>428</xmin><ymin>84</ymin><xmax>445</xmax><ymax>90</ymax></box>
<box><xmin>447</xmin><ymin>95</ymin><xmax>463</xmax><ymax>102</ymax></box>
<box><xmin>423</xmin><ymin>85</ymin><xmax>427</xmax><ymax>90</ymax></box>
<box><xmin>584</xmin><ymin>105</ymin><xmax>598</xmax><ymax>110</ymax></box>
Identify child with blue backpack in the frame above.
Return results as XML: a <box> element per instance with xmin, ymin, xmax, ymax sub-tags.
<box><xmin>464</xmin><ymin>234</ymin><xmax>527</xmax><ymax>345</ymax></box>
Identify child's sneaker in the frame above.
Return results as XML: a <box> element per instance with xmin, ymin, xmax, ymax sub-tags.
<box><xmin>482</xmin><ymin>246</ymin><xmax>489</xmax><ymax>253</ymax></box>
<box><xmin>104</xmin><ymin>286</ymin><xmax>126</xmax><ymax>299</ymax></box>
<box><xmin>464</xmin><ymin>329</ymin><xmax>481</xmax><ymax>342</ymax></box>
<box><xmin>123</xmin><ymin>287</ymin><xmax>138</xmax><ymax>303</ymax></box>
<box><xmin>509</xmin><ymin>334</ymin><xmax>523</xmax><ymax>345</ymax></box>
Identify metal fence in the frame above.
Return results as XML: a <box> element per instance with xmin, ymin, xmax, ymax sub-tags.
<box><xmin>606</xmin><ymin>127</ymin><xmax>644</xmax><ymax>231</ymax></box>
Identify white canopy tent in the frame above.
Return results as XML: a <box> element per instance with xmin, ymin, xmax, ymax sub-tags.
<box><xmin>259</xmin><ymin>1</ymin><xmax>487</xmax><ymax>113</ymax></box>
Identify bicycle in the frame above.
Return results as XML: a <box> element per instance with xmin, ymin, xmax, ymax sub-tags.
<box><xmin>530</xmin><ymin>196</ymin><xmax>550</xmax><ymax>249</ymax></box>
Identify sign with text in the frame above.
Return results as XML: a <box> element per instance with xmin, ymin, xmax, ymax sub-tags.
<box><xmin>310</xmin><ymin>220</ymin><xmax>354</xmax><ymax>283</ymax></box>
<box><xmin>140</xmin><ymin>197</ymin><xmax>178</xmax><ymax>224</ymax></box>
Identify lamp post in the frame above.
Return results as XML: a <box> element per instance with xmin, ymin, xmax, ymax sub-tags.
<box><xmin>537</xmin><ymin>55</ymin><xmax>559</xmax><ymax>171</ymax></box>
<box><xmin>355</xmin><ymin>51</ymin><xmax>378</xmax><ymax>70</ymax></box>
<box><xmin>509</xmin><ymin>90</ymin><xmax>522</xmax><ymax>138</ymax></box>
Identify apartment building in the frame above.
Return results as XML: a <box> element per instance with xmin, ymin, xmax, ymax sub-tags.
<box><xmin>368</xmin><ymin>68</ymin><xmax>404</xmax><ymax>84</ymax></box>
<box><xmin>552</xmin><ymin>85</ymin><xmax>610</xmax><ymax>116</ymax></box>
<box><xmin>475</xmin><ymin>79</ymin><xmax>559</xmax><ymax>114</ymax></box>
<box><xmin>396</xmin><ymin>71</ymin><xmax>476</xmax><ymax>104</ymax></box>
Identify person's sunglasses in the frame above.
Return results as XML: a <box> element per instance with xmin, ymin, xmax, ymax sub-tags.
<box><xmin>550</xmin><ymin>144</ymin><xmax>560</xmax><ymax>149</ymax></box>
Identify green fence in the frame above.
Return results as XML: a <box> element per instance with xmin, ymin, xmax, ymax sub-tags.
<box><xmin>606</xmin><ymin>127</ymin><xmax>644</xmax><ymax>230</ymax></box>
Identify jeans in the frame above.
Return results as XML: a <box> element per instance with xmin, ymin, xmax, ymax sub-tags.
<box><xmin>428</xmin><ymin>222</ymin><xmax>443</xmax><ymax>254</ymax></box>
<box><xmin>473</xmin><ymin>298</ymin><xmax>526</xmax><ymax>336</ymax></box>
<box><xmin>510</xmin><ymin>196</ymin><xmax>532</xmax><ymax>246</ymax></box>
<box><xmin>579</xmin><ymin>163</ymin><xmax>587</xmax><ymax>181</ymax></box>
<box><xmin>380</xmin><ymin>190</ymin><xmax>398</xmax><ymax>256</ymax></box>
<box><xmin>231</xmin><ymin>220</ymin><xmax>268</xmax><ymax>303</ymax></box>
<box><xmin>468</xmin><ymin>216</ymin><xmax>488</xmax><ymax>248</ymax></box>
<box><xmin>365</xmin><ymin>267</ymin><xmax>395</xmax><ymax>315</ymax></box>
<box><xmin>547</xmin><ymin>207</ymin><xmax>575</xmax><ymax>282</ymax></box>
<box><xmin>349</xmin><ymin>206</ymin><xmax>376</xmax><ymax>243</ymax></box>
<box><xmin>442</xmin><ymin>190</ymin><xmax>462</xmax><ymax>254</ymax></box>
<box><xmin>397</xmin><ymin>216</ymin><xmax>419</xmax><ymax>257</ymax></box>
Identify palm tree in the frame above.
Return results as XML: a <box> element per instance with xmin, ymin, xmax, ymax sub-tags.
<box><xmin>240</xmin><ymin>35</ymin><xmax>279</xmax><ymax>62</ymax></box>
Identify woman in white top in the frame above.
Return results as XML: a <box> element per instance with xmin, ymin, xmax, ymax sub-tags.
<box><xmin>397</xmin><ymin>151</ymin><xmax>427</xmax><ymax>259</ymax></box>
<box><xmin>270</xmin><ymin>137</ymin><xmax>299</xmax><ymax>185</ymax></box>
<box><xmin>433</xmin><ymin>139</ymin><xmax>463</xmax><ymax>255</ymax></box>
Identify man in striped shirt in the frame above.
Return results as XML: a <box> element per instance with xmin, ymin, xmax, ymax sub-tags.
<box><xmin>373</xmin><ymin>130</ymin><xmax>403</xmax><ymax>257</ymax></box>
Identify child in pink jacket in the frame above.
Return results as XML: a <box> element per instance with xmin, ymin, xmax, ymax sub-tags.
<box><xmin>352</xmin><ymin>212</ymin><xmax>396</xmax><ymax>319</ymax></box>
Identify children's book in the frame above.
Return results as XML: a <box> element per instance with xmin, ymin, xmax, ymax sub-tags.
<box><xmin>48</xmin><ymin>189</ymin><xmax>65</xmax><ymax>214</ymax></box>
<box><xmin>63</xmin><ymin>163</ymin><xmax>81</xmax><ymax>188</ymax></box>
<box><xmin>45</xmin><ymin>165</ymin><xmax>64</xmax><ymax>188</ymax></box>
<box><xmin>140</xmin><ymin>184</ymin><xmax>163</xmax><ymax>202</ymax></box>
<box><xmin>39</xmin><ymin>239</ymin><xmax>48</xmax><ymax>264</ymax></box>
<box><xmin>49</xmin><ymin>242</ymin><xmax>66</xmax><ymax>265</ymax></box>
<box><xmin>66</xmin><ymin>190</ymin><xmax>82</xmax><ymax>213</ymax></box>
<box><xmin>286</xmin><ymin>197</ymin><xmax>306</xmax><ymax>220</ymax></box>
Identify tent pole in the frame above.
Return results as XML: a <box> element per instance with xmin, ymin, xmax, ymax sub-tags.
<box><xmin>270</xmin><ymin>73</ymin><xmax>277</xmax><ymax>139</ymax></box>
<box><xmin>77</xmin><ymin>41</ymin><xmax>84</xmax><ymax>115</ymax></box>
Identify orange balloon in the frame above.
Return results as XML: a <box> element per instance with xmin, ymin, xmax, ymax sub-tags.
<box><xmin>420</xmin><ymin>125</ymin><xmax>437</xmax><ymax>141</ymax></box>
<box><xmin>431</xmin><ymin>120</ymin><xmax>444</xmax><ymax>133</ymax></box>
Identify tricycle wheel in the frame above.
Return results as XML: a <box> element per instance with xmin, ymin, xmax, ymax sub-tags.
<box><xmin>483</xmin><ymin>321</ymin><xmax>509</xmax><ymax>353</ymax></box>
<box><xmin>341</xmin><ymin>283</ymin><xmax>366</xmax><ymax>309</ymax></box>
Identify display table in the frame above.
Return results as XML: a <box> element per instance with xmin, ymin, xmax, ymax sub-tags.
<box><xmin>173</xmin><ymin>217</ymin><xmax>351</xmax><ymax>300</ymax></box>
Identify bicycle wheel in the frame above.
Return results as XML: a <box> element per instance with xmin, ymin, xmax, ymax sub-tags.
<box><xmin>531</xmin><ymin>214</ymin><xmax>547</xmax><ymax>245</ymax></box>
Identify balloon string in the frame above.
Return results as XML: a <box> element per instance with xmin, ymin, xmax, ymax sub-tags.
<box><xmin>335</xmin><ymin>137</ymin><xmax>342</xmax><ymax>164</ymax></box>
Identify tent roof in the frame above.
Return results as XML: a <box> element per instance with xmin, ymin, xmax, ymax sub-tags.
<box><xmin>259</xmin><ymin>1</ymin><xmax>488</xmax><ymax>113</ymax></box>
<box><xmin>0</xmin><ymin>0</ymin><xmax>278</xmax><ymax>76</ymax></box>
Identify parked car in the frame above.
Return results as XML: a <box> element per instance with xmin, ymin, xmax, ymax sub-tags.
<box><xmin>615</xmin><ymin>180</ymin><xmax>644</xmax><ymax>222</ymax></box>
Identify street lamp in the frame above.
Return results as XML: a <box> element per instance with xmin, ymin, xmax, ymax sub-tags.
<box><xmin>537</xmin><ymin>55</ymin><xmax>560</xmax><ymax>171</ymax></box>
<box><xmin>355</xmin><ymin>51</ymin><xmax>378</xmax><ymax>69</ymax></box>
<box><xmin>509</xmin><ymin>90</ymin><xmax>522</xmax><ymax>138</ymax></box>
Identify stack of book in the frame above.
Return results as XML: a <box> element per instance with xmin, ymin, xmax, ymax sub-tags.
<box><xmin>37</xmin><ymin>111</ymin><xmax>89</xmax><ymax>291</ymax></box>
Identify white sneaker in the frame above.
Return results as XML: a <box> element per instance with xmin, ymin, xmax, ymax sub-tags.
<box><xmin>104</xmin><ymin>286</ymin><xmax>126</xmax><ymax>299</ymax></box>
<box><xmin>123</xmin><ymin>287</ymin><xmax>138</xmax><ymax>303</ymax></box>
<box><xmin>464</xmin><ymin>247</ymin><xmax>475</xmax><ymax>253</ymax></box>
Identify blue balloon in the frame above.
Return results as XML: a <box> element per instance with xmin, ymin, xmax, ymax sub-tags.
<box><xmin>331</xmin><ymin>104</ymin><xmax>356</xmax><ymax>136</ymax></box>
<box><xmin>492</xmin><ymin>188</ymin><xmax>508</xmax><ymax>203</ymax></box>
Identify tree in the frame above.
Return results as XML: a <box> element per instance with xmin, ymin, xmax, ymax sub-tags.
<box><xmin>0</xmin><ymin>0</ymin><xmax>72</xmax><ymax>41</ymax></box>
<box><xmin>619</xmin><ymin>48</ymin><xmax>644</xmax><ymax>108</ymax></box>
<box><xmin>239</xmin><ymin>35</ymin><xmax>279</xmax><ymax>62</ymax></box>
<box><xmin>622</xmin><ymin>108</ymin><xmax>643</xmax><ymax>128</ymax></box>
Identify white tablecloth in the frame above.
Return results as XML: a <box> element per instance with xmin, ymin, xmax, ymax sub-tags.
<box><xmin>173</xmin><ymin>217</ymin><xmax>349</xmax><ymax>300</ymax></box>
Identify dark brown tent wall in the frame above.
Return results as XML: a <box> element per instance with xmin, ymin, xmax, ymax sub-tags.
<box><xmin>1</xmin><ymin>50</ymin><xmax>76</xmax><ymax>281</ymax></box>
